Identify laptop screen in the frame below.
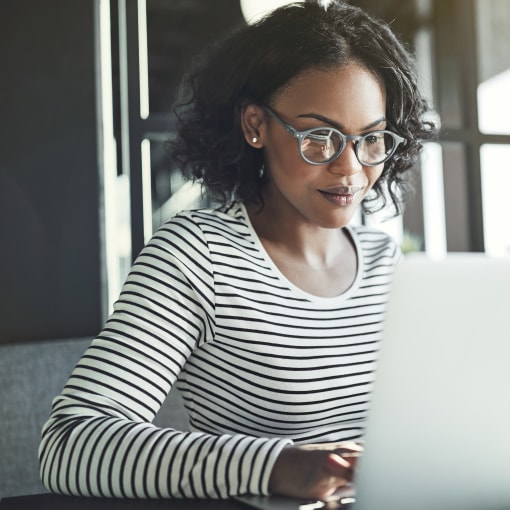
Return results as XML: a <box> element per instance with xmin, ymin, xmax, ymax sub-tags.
<box><xmin>352</xmin><ymin>253</ymin><xmax>510</xmax><ymax>510</ymax></box>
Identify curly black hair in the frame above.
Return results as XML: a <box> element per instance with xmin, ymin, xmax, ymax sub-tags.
<box><xmin>170</xmin><ymin>0</ymin><xmax>437</xmax><ymax>215</ymax></box>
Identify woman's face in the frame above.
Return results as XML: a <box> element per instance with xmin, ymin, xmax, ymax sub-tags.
<box><xmin>256</xmin><ymin>64</ymin><xmax>386</xmax><ymax>229</ymax></box>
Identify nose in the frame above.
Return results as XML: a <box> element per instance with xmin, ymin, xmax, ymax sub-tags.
<box><xmin>328</xmin><ymin>141</ymin><xmax>363</xmax><ymax>176</ymax></box>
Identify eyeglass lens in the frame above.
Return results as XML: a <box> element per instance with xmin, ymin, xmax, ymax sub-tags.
<box><xmin>301</xmin><ymin>129</ymin><xmax>398</xmax><ymax>165</ymax></box>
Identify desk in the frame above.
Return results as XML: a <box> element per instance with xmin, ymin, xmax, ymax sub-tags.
<box><xmin>0</xmin><ymin>493</ymin><xmax>246</xmax><ymax>510</ymax></box>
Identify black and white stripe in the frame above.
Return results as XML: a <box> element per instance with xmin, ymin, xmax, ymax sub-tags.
<box><xmin>39</xmin><ymin>202</ymin><xmax>400</xmax><ymax>499</ymax></box>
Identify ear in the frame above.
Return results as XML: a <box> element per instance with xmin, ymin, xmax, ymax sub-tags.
<box><xmin>241</xmin><ymin>104</ymin><xmax>265</xmax><ymax>148</ymax></box>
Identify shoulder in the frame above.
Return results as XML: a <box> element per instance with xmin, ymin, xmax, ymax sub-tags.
<box><xmin>159</xmin><ymin>202</ymin><xmax>249</xmax><ymax>242</ymax></box>
<box><xmin>146</xmin><ymin>202</ymin><xmax>252</xmax><ymax>257</ymax></box>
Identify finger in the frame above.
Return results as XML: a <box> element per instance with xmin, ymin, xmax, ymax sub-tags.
<box><xmin>301</xmin><ymin>441</ymin><xmax>362</xmax><ymax>452</ymax></box>
<box><xmin>333</xmin><ymin>445</ymin><xmax>363</xmax><ymax>458</ymax></box>
<box><xmin>339</xmin><ymin>452</ymin><xmax>360</xmax><ymax>473</ymax></box>
<box><xmin>327</xmin><ymin>454</ymin><xmax>359</xmax><ymax>486</ymax></box>
<box><xmin>340</xmin><ymin>451</ymin><xmax>362</xmax><ymax>460</ymax></box>
<box><xmin>325</xmin><ymin>453</ymin><xmax>353</xmax><ymax>480</ymax></box>
<box><xmin>336</xmin><ymin>441</ymin><xmax>364</xmax><ymax>453</ymax></box>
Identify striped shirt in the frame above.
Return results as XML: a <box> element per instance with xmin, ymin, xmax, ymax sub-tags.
<box><xmin>39</xmin><ymin>201</ymin><xmax>400</xmax><ymax>499</ymax></box>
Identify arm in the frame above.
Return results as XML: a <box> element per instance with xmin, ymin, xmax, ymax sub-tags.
<box><xmin>39</xmin><ymin>216</ymin><xmax>291</xmax><ymax>499</ymax></box>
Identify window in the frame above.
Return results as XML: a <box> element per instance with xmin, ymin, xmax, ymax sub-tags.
<box><xmin>102</xmin><ymin>0</ymin><xmax>510</xmax><ymax>309</ymax></box>
<box><xmin>476</xmin><ymin>0</ymin><xmax>510</xmax><ymax>256</ymax></box>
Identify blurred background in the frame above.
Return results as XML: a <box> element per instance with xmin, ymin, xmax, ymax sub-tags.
<box><xmin>1</xmin><ymin>0</ymin><xmax>509</xmax><ymax>344</ymax></box>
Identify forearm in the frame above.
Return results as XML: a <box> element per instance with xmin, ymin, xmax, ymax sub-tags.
<box><xmin>39</xmin><ymin>409</ymin><xmax>292</xmax><ymax>499</ymax></box>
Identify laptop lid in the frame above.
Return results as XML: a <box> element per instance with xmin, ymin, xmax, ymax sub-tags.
<box><xmin>352</xmin><ymin>253</ymin><xmax>510</xmax><ymax>510</ymax></box>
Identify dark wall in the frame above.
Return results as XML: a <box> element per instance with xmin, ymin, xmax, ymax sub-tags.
<box><xmin>0</xmin><ymin>0</ymin><xmax>102</xmax><ymax>344</ymax></box>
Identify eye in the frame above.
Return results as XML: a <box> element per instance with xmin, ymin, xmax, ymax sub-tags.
<box><xmin>364</xmin><ymin>132</ymin><xmax>384</xmax><ymax>145</ymax></box>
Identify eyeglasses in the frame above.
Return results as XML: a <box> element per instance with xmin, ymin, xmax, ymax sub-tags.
<box><xmin>263</xmin><ymin>106</ymin><xmax>405</xmax><ymax>167</ymax></box>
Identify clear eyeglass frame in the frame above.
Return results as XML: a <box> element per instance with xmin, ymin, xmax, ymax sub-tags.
<box><xmin>263</xmin><ymin>106</ymin><xmax>405</xmax><ymax>167</ymax></box>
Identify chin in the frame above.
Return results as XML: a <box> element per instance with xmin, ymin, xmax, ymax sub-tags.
<box><xmin>317</xmin><ymin>211</ymin><xmax>357</xmax><ymax>229</ymax></box>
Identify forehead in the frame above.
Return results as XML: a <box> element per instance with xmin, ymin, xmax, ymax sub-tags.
<box><xmin>272</xmin><ymin>64</ymin><xmax>386</xmax><ymax>129</ymax></box>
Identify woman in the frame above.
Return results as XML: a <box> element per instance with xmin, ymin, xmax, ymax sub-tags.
<box><xmin>39</xmin><ymin>0</ymin><xmax>435</xmax><ymax>501</ymax></box>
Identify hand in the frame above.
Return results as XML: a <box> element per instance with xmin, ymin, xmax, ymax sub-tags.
<box><xmin>268</xmin><ymin>441</ymin><xmax>362</xmax><ymax>501</ymax></box>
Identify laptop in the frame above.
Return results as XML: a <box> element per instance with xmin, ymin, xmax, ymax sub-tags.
<box><xmin>237</xmin><ymin>253</ymin><xmax>510</xmax><ymax>510</ymax></box>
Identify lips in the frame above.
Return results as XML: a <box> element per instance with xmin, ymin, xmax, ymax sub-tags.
<box><xmin>318</xmin><ymin>185</ymin><xmax>363</xmax><ymax>207</ymax></box>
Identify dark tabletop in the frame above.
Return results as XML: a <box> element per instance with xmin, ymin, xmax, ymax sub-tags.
<box><xmin>0</xmin><ymin>493</ymin><xmax>247</xmax><ymax>510</ymax></box>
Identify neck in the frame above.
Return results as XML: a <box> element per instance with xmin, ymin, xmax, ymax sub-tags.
<box><xmin>245</xmin><ymin>201</ymin><xmax>351</xmax><ymax>268</ymax></box>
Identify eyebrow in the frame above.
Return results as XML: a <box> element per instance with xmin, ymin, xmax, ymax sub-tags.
<box><xmin>296</xmin><ymin>113</ymin><xmax>386</xmax><ymax>132</ymax></box>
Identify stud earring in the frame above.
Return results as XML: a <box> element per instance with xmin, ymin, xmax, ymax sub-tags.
<box><xmin>252</xmin><ymin>137</ymin><xmax>258</xmax><ymax>143</ymax></box>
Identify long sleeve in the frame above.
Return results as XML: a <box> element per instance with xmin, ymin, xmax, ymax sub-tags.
<box><xmin>39</xmin><ymin>204</ymin><xmax>400</xmax><ymax>498</ymax></box>
<box><xmin>38</xmin><ymin>212</ymin><xmax>291</xmax><ymax>499</ymax></box>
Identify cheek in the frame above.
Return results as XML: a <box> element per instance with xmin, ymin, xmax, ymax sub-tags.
<box><xmin>264</xmin><ymin>138</ymin><xmax>308</xmax><ymax>177</ymax></box>
<box><xmin>365</xmin><ymin>165</ymin><xmax>385</xmax><ymax>189</ymax></box>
